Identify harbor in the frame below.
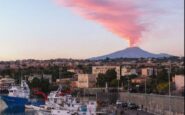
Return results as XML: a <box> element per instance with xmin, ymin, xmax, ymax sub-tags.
<box><xmin>0</xmin><ymin>96</ymin><xmax>153</xmax><ymax>115</ymax></box>
<box><xmin>0</xmin><ymin>79</ymin><xmax>104</xmax><ymax>115</ymax></box>
<box><xmin>0</xmin><ymin>80</ymin><xmax>155</xmax><ymax>115</ymax></box>
<box><xmin>1</xmin><ymin>86</ymin><xmax>184</xmax><ymax>115</ymax></box>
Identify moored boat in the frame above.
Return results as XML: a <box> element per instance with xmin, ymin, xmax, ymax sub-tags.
<box><xmin>0</xmin><ymin>80</ymin><xmax>30</xmax><ymax>108</ymax></box>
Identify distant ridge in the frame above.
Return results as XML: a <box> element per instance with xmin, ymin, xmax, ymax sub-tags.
<box><xmin>90</xmin><ymin>47</ymin><xmax>173</xmax><ymax>60</ymax></box>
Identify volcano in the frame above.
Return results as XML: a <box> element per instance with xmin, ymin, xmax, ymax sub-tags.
<box><xmin>90</xmin><ymin>47</ymin><xmax>173</xmax><ymax>60</ymax></box>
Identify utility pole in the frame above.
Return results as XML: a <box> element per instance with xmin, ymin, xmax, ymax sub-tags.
<box><xmin>127</xmin><ymin>77</ymin><xmax>130</xmax><ymax>102</ymax></box>
<box><xmin>58</xmin><ymin>67</ymin><xmax>60</xmax><ymax>87</ymax></box>
<box><xmin>20</xmin><ymin>68</ymin><xmax>22</xmax><ymax>84</ymax></box>
<box><xmin>118</xmin><ymin>79</ymin><xmax>119</xmax><ymax>92</ymax></box>
<box><xmin>168</xmin><ymin>64</ymin><xmax>171</xmax><ymax>96</ymax></box>
<box><xmin>168</xmin><ymin>63</ymin><xmax>171</xmax><ymax>115</ymax></box>
<box><xmin>145</xmin><ymin>77</ymin><xmax>146</xmax><ymax>94</ymax></box>
<box><xmin>118</xmin><ymin>66</ymin><xmax>121</xmax><ymax>93</ymax></box>
<box><xmin>127</xmin><ymin>77</ymin><xmax>130</xmax><ymax>92</ymax></box>
<box><xmin>145</xmin><ymin>77</ymin><xmax>147</xmax><ymax>111</ymax></box>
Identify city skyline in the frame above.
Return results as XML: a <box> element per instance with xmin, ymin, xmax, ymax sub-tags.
<box><xmin>0</xmin><ymin>0</ymin><xmax>184</xmax><ymax>61</ymax></box>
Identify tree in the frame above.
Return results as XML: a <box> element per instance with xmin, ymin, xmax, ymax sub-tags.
<box><xmin>29</xmin><ymin>77</ymin><xmax>51</xmax><ymax>94</ymax></box>
<box><xmin>148</xmin><ymin>77</ymin><xmax>158</xmax><ymax>93</ymax></box>
<box><xmin>156</xmin><ymin>82</ymin><xmax>169</xmax><ymax>94</ymax></box>
<box><xmin>83</xmin><ymin>65</ymin><xmax>92</xmax><ymax>74</ymax></box>
<box><xmin>40</xmin><ymin>78</ymin><xmax>50</xmax><ymax>94</ymax></box>
<box><xmin>96</xmin><ymin>69</ymin><xmax>117</xmax><ymax>87</ymax></box>
<box><xmin>105</xmin><ymin>69</ymin><xmax>117</xmax><ymax>84</ymax></box>
<box><xmin>156</xmin><ymin>68</ymin><xmax>168</xmax><ymax>83</ymax></box>
<box><xmin>147</xmin><ymin>68</ymin><xmax>170</xmax><ymax>94</ymax></box>
<box><xmin>30</xmin><ymin>77</ymin><xmax>41</xmax><ymax>88</ymax></box>
<box><xmin>174</xmin><ymin>68</ymin><xmax>184</xmax><ymax>75</ymax></box>
<box><xmin>77</xmin><ymin>64</ymin><xmax>92</xmax><ymax>74</ymax></box>
<box><xmin>110</xmin><ymin>79</ymin><xmax>118</xmax><ymax>87</ymax></box>
<box><xmin>96</xmin><ymin>74</ymin><xmax>106</xmax><ymax>87</ymax></box>
<box><xmin>61</xmin><ymin>71</ymin><xmax>75</xmax><ymax>78</ymax></box>
<box><xmin>120</xmin><ymin>74</ymin><xmax>138</xmax><ymax>89</ymax></box>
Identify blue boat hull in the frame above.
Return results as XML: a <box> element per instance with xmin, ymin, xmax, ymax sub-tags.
<box><xmin>1</xmin><ymin>106</ymin><xmax>25</xmax><ymax>114</ymax></box>
<box><xmin>0</xmin><ymin>95</ymin><xmax>29</xmax><ymax>108</ymax></box>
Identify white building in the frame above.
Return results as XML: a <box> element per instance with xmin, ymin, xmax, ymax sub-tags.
<box><xmin>77</xmin><ymin>74</ymin><xmax>96</xmax><ymax>88</ymax></box>
<box><xmin>121</xmin><ymin>67</ymin><xmax>137</xmax><ymax>76</ymax></box>
<box><xmin>92</xmin><ymin>66</ymin><xmax>120</xmax><ymax>79</ymax></box>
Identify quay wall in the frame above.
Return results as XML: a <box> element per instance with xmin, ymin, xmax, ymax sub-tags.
<box><xmin>119</xmin><ymin>92</ymin><xmax>184</xmax><ymax>115</ymax></box>
<box><xmin>79</xmin><ymin>88</ymin><xmax>184</xmax><ymax>115</ymax></box>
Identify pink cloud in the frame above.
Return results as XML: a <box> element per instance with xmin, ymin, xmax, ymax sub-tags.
<box><xmin>56</xmin><ymin>0</ymin><xmax>146</xmax><ymax>47</ymax></box>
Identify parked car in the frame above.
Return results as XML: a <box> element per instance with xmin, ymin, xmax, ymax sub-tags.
<box><xmin>121</xmin><ymin>102</ymin><xmax>128</xmax><ymax>108</ymax></box>
<box><xmin>116</xmin><ymin>100</ymin><xmax>128</xmax><ymax>108</ymax></box>
<box><xmin>127</xmin><ymin>102</ymin><xmax>139</xmax><ymax>110</ymax></box>
<box><xmin>116</xmin><ymin>100</ymin><xmax>122</xmax><ymax>105</ymax></box>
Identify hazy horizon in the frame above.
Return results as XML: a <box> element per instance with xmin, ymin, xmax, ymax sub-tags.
<box><xmin>0</xmin><ymin>46</ymin><xmax>183</xmax><ymax>62</ymax></box>
<box><xmin>0</xmin><ymin>0</ymin><xmax>184</xmax><ymax>61</ymax></box>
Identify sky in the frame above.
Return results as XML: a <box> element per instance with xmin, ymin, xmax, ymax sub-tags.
<box><xmin>0</xmin><ymin>0</ymin><xmax>184</xmax><ymax>61</ymax></box>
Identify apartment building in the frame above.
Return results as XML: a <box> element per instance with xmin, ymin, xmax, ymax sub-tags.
<box><xmin>92</xmin><ymin>66</ymin><xmax>121</xmax><ymax>79</ymax></box>
<box><xmin>77</xmin><ymin>74</ymin><xmax>96</xmax><ymax>88</ymax></box>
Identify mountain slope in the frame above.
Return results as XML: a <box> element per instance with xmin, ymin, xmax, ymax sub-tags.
<box><xmin>90</xmin><ymin>47</ymin><xmax>173</xmax><ymax>60</ymax></box>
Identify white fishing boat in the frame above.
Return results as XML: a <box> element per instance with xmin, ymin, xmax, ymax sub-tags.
<box><xmin>51</xmin><ymin>108</ymin><xmax>71</xmax><ymax>115</ymax></box>
<box><xmin>32</xmin><ymin>86</ymin><xmax>100</xmax><ymax>115</ymax></box>
<box><xmin>47</xmin><ymin>86</ymin><xmax>72</xmax><ymax>105</ymax></box>
<box><xmin>28</xmin><ymin>86</ymin><xmax>66</xmax><ymax>109</ymax></box>
<box><xmin>51</xmin><ymin>100</ymin><xmax>97</xmax><ymax>115</ymax></box>
<box><xmin>35</xmin><ymin>110</ymin><xmax>51</xmax><ymax>115</ymax></box>
<box><xmin>28</xmin><ymin>86</ymin><xmax>70</xmax><ymax>113</ymax></box>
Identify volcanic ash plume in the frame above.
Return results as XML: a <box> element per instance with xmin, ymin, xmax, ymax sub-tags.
<box><xmin>56</xmin><ymin>0</ymin><xmax>146</xmax><ymax>47</ymax></box>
